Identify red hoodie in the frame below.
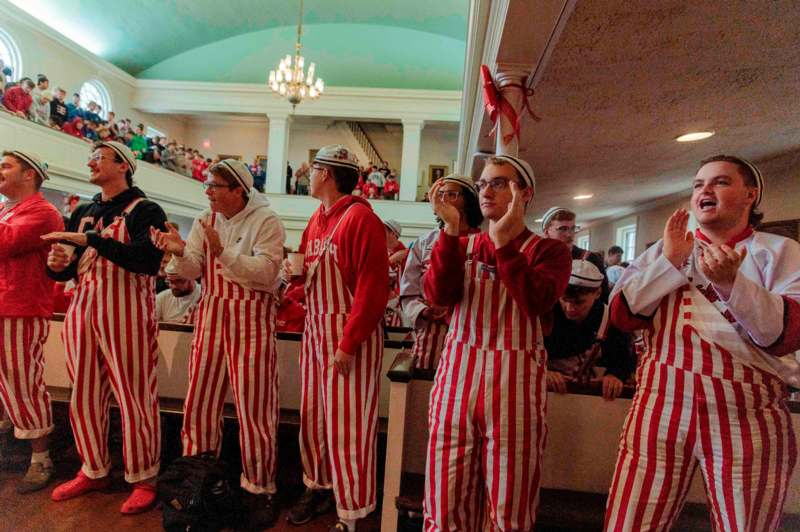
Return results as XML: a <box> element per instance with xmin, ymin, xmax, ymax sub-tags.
<box><xmin>62</xmin><ymin>117</ymin><xmax>85</xmax><ymax>138</ymax></box>
<box><xmin>2</xmin><ymin>85</ymin><xmax>32</xmax><ymax>115</ymax></box>
<box><xmin>0</xmin><ymin>192</ymin><xmax>65</xmax><ymax>317</ymax></box>
<box><xmin>299</xmin><ymin>195</ymin><xmax>389</xmax><ymax>355</ymax></box>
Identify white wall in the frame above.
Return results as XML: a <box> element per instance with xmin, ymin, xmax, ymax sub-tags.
<box><xmin>0</xmin><ymin>7</ymin><xmax>187</xmax><ymax>142</ymax></box>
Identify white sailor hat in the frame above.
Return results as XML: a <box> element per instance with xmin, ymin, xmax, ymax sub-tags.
<box><xmin>94</xmin><ymin>141</ymin><xmax>137</xmax><ymax>174</ymax></box>
<box><xmin>383</xmin><ymin>219</ymin><xmax>402</xmax><ymax>237</ymax></box>
<box><xmin>8</xmin><ymin>150</ymin><xmax>49</xmax><ymax>183</ymax></box>
<box><xmin>569</xmin><ymin>259</ymin><xmax>604</xmax><ymax>288</ymax></box>
<box><xmin>491</xmin><ymin>154</ymin><xmax>535</xmax><ymax>192</ymax></box>
<box><xmin>735</xmin><ymin>157</ymin><xmax>765</xmax><ymax>207</ymax></box>
<box><xmin>314</xmin><ymin>144</ymin><xmax>359</xmax><ymax>171</ymax></box>
<box><xmin>541</xmin><ymin>206</ymin><xmax>575</xmax><ymax>233</ymax></box>
<box><xmin>439</xmin><ymin>174</ymin><xmax>479</xmax><ymax>198</ymax></box>
<box><xmin>210</xmin><ymin>158</ymin><xmax>254</xmax><ymax>192</ymax></box>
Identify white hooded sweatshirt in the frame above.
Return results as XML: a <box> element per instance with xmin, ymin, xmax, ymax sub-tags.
<box><xmin>169</xmin><ymin>192</ymin><xmax>286</xmax><ymax>294</ymax></box>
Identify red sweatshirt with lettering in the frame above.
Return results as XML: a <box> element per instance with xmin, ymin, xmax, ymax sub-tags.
<box><xmin>299</xmin><ymin>195</ymin><xmax>389</xmax><ymax>355</ymax></box>
<box><xmin>423</xmin><ymin>229</ymin><xmax>571</xmax><ymax>335</ymax></box>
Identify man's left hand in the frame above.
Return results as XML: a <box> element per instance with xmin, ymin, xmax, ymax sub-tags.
<box><xmin>697</xmin><ymin>244</ymin><xmax>747</xmax><ymax>299</ymax></box>
<box><xmin>333</xmin><ymin>349</ymin><xmax>354</xmax><ymax>376</ymax></box>
<box><xmin>198</xmin><ymin>218</ymin><xmax>223</xmax><ymax>257</ymax></box>
<box><xmin>41</xmin><ymin>231</ymin><xmax>88</xmax><ymax>247</ymax></box>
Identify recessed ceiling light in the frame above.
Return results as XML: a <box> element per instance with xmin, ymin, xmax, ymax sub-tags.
<box><xmin>676</xmin><ymin>131</ymin><xmax>715</xmax><ymax>142</ymax></box>
<box><xmin>573</xmin><ymin>194</ymin><xmax>593</xmax><ymax>200</ymax></box>
<box><xmin>534</xmin><ymin>218</ymin><xmax>544</xmax><ymax>223</ymax></box>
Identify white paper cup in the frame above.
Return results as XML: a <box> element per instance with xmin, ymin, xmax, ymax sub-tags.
<box><xmin>288</xmin><ymin>252</ymin><xmax>304</xmax><ymax>276</ymax></box>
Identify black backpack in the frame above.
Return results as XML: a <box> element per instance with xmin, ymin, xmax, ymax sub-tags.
<box><xmin>157</xmin><ymin>452</ymin><xmax>243</xmax><ymax>532</ymax></box>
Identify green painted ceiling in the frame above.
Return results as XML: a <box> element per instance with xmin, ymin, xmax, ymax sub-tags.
<box><xmin>19</xmin><ymin>0</ymin><xmax>469</xmax><ymax>90</ymax></box>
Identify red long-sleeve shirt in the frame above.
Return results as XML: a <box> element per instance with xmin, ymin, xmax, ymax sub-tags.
<box><xmin>423</xmin><ymin>229</ymin><xmax>571</xmax><ymax>335</ymax></box>
<box><xmin>2</xmin><ymin>86</ymin><xmax>32</xmax><ymax>115</ymax></box>
<box><xmin>0</xmin><ymin>193</ymin><xmax>65</xmax><ymax>317</ymax></box>
<box><xmin>299</xmin><ymin>195</ymin><xmax>389</xmax><ymax>355</ymax></box>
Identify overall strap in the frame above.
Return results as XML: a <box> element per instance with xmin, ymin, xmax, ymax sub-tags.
<box><xmin>466</xmin><ymin>234</ymin><xmax>477</xmax><ymax>261</ymax></box>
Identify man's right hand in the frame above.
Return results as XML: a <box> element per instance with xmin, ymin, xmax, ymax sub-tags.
<box><xmin>47</xmin><ymin>243</ymin><xmax>71</xmax><ymax>272</ymax></box>
<box><xmin>150</xmin><ymin>225</ymin><xmax>185</xmax><ymax>257</ymax></box>
<box><xmin>662</xmin><ymin>208</ymin><xmax>694</xmax><ymax>269</ymax></box>
<box><xmin>546</xmin><ymin>371</ymin><xmax>570</xmax><ymax>394</ymax></box>
<box><xmin>429</xmin><ymin>181</ymin><xmax>460</xmax><ymax>236</ymax></box>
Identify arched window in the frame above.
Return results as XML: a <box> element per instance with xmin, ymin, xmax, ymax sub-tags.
<box><xmin>0</xmin><ymin>27</ymin><xmax>23</xmax><ymax>83</ymax></box>
<box><xmin>79</xmin><ymin>79</ymin><xmax>112</xmax><ymax>120</ymax></box>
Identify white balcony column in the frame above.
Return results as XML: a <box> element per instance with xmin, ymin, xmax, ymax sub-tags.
<box><xmin>399</xmin><ymin>118</ymin><xmax>424</xmax><ymax>202</ymax></box>
<box><xmin>266</xmin><ymin>112</ymin><xmax>291</xmax><ymax>194</ymax></box>
<box><xmin>493</xmin><ymin>63</ymin><xmax>532</xmax><ymax>157</ymax></box>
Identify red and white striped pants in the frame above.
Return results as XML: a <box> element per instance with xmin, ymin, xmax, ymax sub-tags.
<box><xmin>0</xmin><ymin>317</ymin><xmax>53</xmax><ymax>439</ymax></box>
<box><xmin>605</xmin><ymin>360</ymin><xmax>797</xmax><ymax>531</ymax></box>
<box><xmin>181</xmin><ymin>295</ymin><xmax>279</xmax><ymax>495</ymax></box>
<box><xmin>299</xmin><ymin>312</ymin><xmax>383</xmax><ymax>520</ymax></box>
<box><xmin>63</xmin><ymin>284</ymin><xmax>161</xmax><ymax>483</ymax></box>
<box><xmin>424</xmin><ymin>339</ymin><xmax>548</xmax><ymax>531</ymax></box>
<box><xmin>413</xmin><ymin>321</ymin><xmax>448</xmax><ymax>371</ymax></box>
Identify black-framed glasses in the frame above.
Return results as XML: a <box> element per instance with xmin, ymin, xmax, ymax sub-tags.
<box><xmin>437</xmin><ymin>190</ymin><xmax>463</xmax><ymax>201</ymax></box>
<box><xmin>475</xmin><ymin>177</ymin><xmax>511</xmax><ymax>192</ymax></box>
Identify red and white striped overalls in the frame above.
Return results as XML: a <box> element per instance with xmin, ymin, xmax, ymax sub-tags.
<box><xmin>299</xmin><ymin>208</ymin><xmax>384</xmax><ymax>520</ymax></box>
<box><xmin>424</xmin><ymin>234</ymin><xmax>547</xmax><ymax>531</ymax></box>
<box><xmin>62</xmin><ymin>198</ymin><xmax>161</xmax><ymax>483</ymax></box>
<box><xmin>0</xmin><ymin>205</ymin><xmax>53</xmax><ymax>440</ymax></box>
<box><xmin>413</xmin><ymin>319</ymin><xmax>449</xmax><ymax>372</ymax></box>
<box><xmin>604</xmin><ymin>283</ymin><xmax>797</xmax><ymax>531</ymax></box>
<box><xmin>181</xmin><ymin>212</ymin><xmax>279</xmax><ymax>495</ymax></box>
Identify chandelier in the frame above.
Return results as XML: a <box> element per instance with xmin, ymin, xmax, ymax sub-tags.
<box><xmin>268</xmin><ymin>0</ymin><xmax>324</xmax><ymax>108</ymax></box>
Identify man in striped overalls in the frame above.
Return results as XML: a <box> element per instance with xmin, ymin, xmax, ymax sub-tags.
<box><xmin>422</xmin><ymin>155</ymin><xmax>571</xmax><ymax>531</ymax></box>
<box><xmin>399</xmin><ymin>175</ymin><xmax>483</xmax><ymax>371</ymax></box>
<box><xmin>604</xmin><ymin>155</ymin><xmax>800</xmax><ymax>531</ymax></box>
<box><xmin>0</xmin><ymin>150</ymin><xmax>63</xmax><ymax>493</ymax></box>
<box><xmin>44</xmin><ymin>141</ymin><xmax>167</xmax><ymax>514</ymax></box>
<box><xmin>151</xmin><ymin>159</ymin><xmax>286</xmax><ymax>529</ymax></box>
<box><xmin>285</xmin><ymin>145</ymin><xmax>389</xmax><ymax>532</ymax></box>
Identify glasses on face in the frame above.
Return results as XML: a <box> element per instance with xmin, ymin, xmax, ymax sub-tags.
<box><xmin>436</xmin><ymin>190</ymin><xmax>463</xmax><ymax>201</ymax></box>
<box><xmin>88</xmin><ymin>154</ymin><xmax>113</xmax><ymax>163</ymax></box>
<box><xmin>202</xmin><ymin>182</ymin><xmax>233</xmax><ymax>191</ymax></box>
<box><xmin>554</xmin><ymin>225</ymin><xmax>578</xmax><ymax>233</ymax></box>
<box><xmin>475</xmin><ymin>177</ymin><xmax>512</xmax><ymax>192</ymax></box>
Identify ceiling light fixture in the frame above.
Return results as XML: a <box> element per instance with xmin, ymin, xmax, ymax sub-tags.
<box><xmin>268</xmin><ymin>0</ymin><xmax>324</xmax><ymax>109</ymax></box>
<box><xmin>534</xmin><ymin>218</ymin><xmax>544</xmax><ymax>223</ymax></box>
<box><xmin>676</xmin><ymin>131</ymin><xmax>715</xmax><ymax>142</ymax></box>
<box><xmin>573</xmin><ymin>194</ymin><xmax>593</xmax><ymax>200</ymax></box>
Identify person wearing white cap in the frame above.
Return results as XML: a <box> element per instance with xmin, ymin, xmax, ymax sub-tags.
<box><xmin>382</xmin><ymin>218</ymin><xmax>408</xmax><ymax>327</ymax></box>
<box><xmin>284</xmin><ymin>145</ymin><xmax>389</xmax><ymax>532</ymax></box>
<box><xmin>154</xmin><ymin>267</ymin><xmax>201</xmax><ymax>323</ymax></box>
<box><xmin>151</xmin><ymin>158</ymin><xmax>286</xmax><ymax>529</ymax></box>
<box><xmin>0</xmin><ymin>150</ymin><xmax>63</xmax><ymax>493</ymax></box>
<box><xmin>422</xmin><ymin>154</ymin><xmax>571</xmax><ymax>530</ymax></box>
<box><xmin>42</xmin><ymin>140</ymin><xmax>168</xmax><ymax>514</ymax></box>
<box><xmin>544</xmin><ymin>259</ymin><xmax>634</xmax><ymax>400</ymax></box>
<box><xmin>541</xmin><ymin>206</ymin><xmax>609</xmax><ymax>299</ymax></box>
<box><xmin>604</xmin><ymin>155</ymin><xmax>800</xmax><ymax>531</ymax></box>
<box><xmin>399</xmin><ymin>174</ymin><xmax>483</xmax><ymax>370</ymax></box>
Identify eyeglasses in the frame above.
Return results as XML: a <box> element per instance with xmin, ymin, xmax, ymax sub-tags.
<box><xmin>436</xmin><ymin>190</ymin><xmax>463</xmax><ymax>201</ymax></box>
<box><xmin>202</xmin><ymin>182</ymin><xmax>233</xmax><ymax>191</ymax></box>
<box><xmin>554</xmin><ymin>225</ymin><xmax>579</xmax><ymax>233</ymax></box>
<box><xmin>475</xmin><ymin>177</ymin><xmax>513</xmax><ymax>191</ymax></box>
<box><xmin>88</xmin><ymin>154</ymin><xmax>114</xmax><ymax>162</ymax></box>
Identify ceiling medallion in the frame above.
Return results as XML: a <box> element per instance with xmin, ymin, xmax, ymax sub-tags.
<box><xmin>268</xmin><ymin>0</ymin><xmax>324</xmax><ymax>109</ymax></box>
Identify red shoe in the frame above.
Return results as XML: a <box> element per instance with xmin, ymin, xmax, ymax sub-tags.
<box><xmin>51</xmin><ymin>471</ymin><xmax>110</xmax><ymax>501</ymax></box>
<box><xmin>120</xmin><ymin>482</ymin><xmax>157</xmax><ymax>515</ymax></box>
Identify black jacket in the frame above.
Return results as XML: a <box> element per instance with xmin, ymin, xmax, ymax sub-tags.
<box><xmin>545</xmin><ymin>299</ymin><xmax>635</xmax><ymax>381</ymax></box>
<box><xmin>47</xmin><ymin>187</ymin><xmax>167</xmax><ymax>282</ymax></box>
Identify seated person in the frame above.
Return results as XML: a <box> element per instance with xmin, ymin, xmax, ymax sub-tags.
<box><xmin>605</xmin><ymin>244</ymin><xmax>625</xmax><ymax>288</ymax></box>
<box><xmin>545</xmin><ymin>260</ymin><xmax>635</xmax><ymax>400</ymax></box>
<box><xmin>155</xmin><ymin>269</ymin><xmax>201</xmax><ymax>323</ymax></box>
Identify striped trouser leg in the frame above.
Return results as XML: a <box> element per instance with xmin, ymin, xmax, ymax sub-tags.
<box><xmin>322</xmin><ymin>314</ymin><xmax>383</xmax><ymax>520</ymax></box>
<box><xmin>695</xmin><ymin>376</ymin><xmax>798</xmax><ymax>532</ymax></box>
<box><xmin>413</xmin><ymin>322</ymin><xmax>448</xmax><ymax>372</ymax></box>
<box><xmin>0</xmin><ymin>317</ymin><xmax>53</xmax><ymax>439</ymax></box>
<box><xmin>226</xmin><ymin>298</ymin><xmax>279</xmax><ymax>495</ymax></box>
<box><xmin>93</xmin><ymin>286</ymin><xmax>161</xmax><ymax>483</ymax></box>
<box><xmin>182</xmin><ymin>296</ymin><xmax>229</xmax><ymax>457</ymax></box>
<box><xmin>481</xmin><ymin>348</ymin><xmax>547</xmax><ymax>531</ymax></box>
<box><xmin>63</xmin><ymin>286</ymin><xmax>114</xmax><ymax>479</ymax></box>
<box><xmin>604</xmin><ymin>362</ymin><xmax>699</xmax><ymax>531</ymax></box>
<box><xmin>423</xmin><ymin>340</ymin><xmax>484</xmax><ymax>531</ymax></box>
